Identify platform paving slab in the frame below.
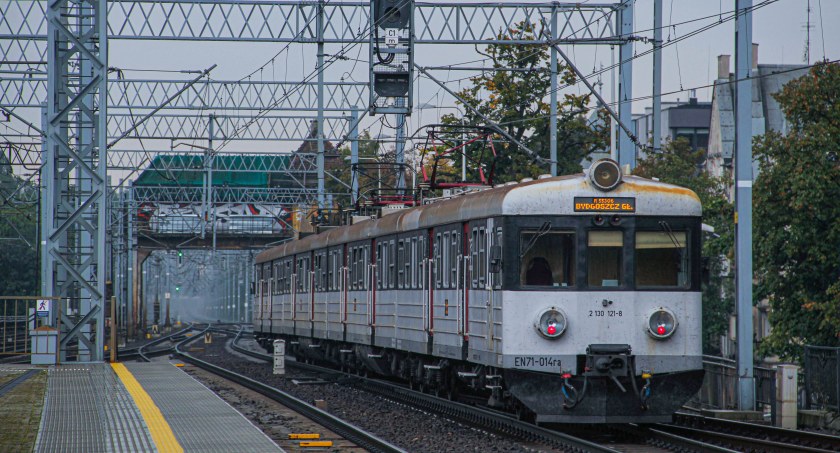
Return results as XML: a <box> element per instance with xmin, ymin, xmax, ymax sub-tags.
<box><xmin>34</xmin><ymin>364</ymin><xmax>156</xmax><ymax>453</ymax></box>
<box><xmin>123</xmin><ymin>362</ymin><xmax>283</xmax><ymax>453</ymax></box>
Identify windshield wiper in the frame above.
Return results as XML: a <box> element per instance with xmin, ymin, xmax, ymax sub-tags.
<box><xmin>520</xmin><ymin>221</ymin><xmax>551</xmax><ymax>258</ymax></box>
<box><xmin>659</xmin><ymin>220</ymin><xmax>683</xmax><ymax>248</ymax></box>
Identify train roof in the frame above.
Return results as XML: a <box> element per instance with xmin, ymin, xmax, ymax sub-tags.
<box><xmin>256</xmin><ymin>173</ymin><xmax>701</xmax><ymax>264</ymax></box>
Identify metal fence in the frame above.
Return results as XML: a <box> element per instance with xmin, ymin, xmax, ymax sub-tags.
<box><xmin>804</xmin><ymin>346</ymin><xmax>840</xmax><ymax>412</ymax></box>
<box><xmin>0</xmin><ymin>297</ymin><xmax>59</xmax><ymax>359</ymax></box>
<box><xmin>688</xmin><ymin>355</ymin><xmax>777</xmax><ymax>423</ymax></box>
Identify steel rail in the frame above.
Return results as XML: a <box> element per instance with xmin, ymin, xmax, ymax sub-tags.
<box><xmin>652</xmin><ymin>424</ymin><xmax>835</xmax><ymax>453</ymax></box>
<box><xmin>666</xmin><ymin>412</ymin><xmax>840</xmax><ymax>452</ymax></box>
<box><xmin>135</xmin><ymin>323</ymin><xmax>195</xmax><ymax>361</ymax></box>
<box><xmin>174</xmin><ymin>328</ymin><xmax>406</xmax><ymax>453</ymax></box>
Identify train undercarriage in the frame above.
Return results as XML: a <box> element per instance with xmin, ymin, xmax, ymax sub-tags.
<box><xmin>255</xmin><ymin>333</ymin><xmax>704</xmax><ymax>424</ymax></box>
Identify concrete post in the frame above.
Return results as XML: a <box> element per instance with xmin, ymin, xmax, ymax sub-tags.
<box><xmin>617</xmin><ymin>1</ymin><xmax>634</xmax><ymax>169</ymax></box>
<box><xmin>776</xmin><ymin>364</ymin><xmax>798</xmax><ymax>429</ymax></box>
<box><xmin>652</xmin><ymin>0</ymin><xmax>663</xmax><ymax>154</ymax></box>
<box><xmin>735</xmin><ymin>0</ymin><xmax>755</xmax><ymax>411</ymax></box>
<box><xmin>549</xmin><ymin>7</ymin><xmax>558</xmax><ymax>176</ymax></box>
<box><xmin>316</xmin><ymin>0</ymin><xmax>326</xmax><ymax>207</ymax></box>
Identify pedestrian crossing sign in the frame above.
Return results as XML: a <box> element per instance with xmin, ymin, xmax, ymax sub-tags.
<box><xmin>36</xmin><ymin>299</ymin><xmax>51</xmax><ymax>317</ymax></box>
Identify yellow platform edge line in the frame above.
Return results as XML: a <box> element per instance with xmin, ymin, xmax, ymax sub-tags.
<box><xmin>111</xmin><ymin>363</ymin><xmax>185</xmax><ymax>453</ymax></box>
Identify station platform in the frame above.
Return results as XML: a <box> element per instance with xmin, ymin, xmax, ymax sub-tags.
<box><xmin>33</xmin><ymin>362</ymin><xmax>282</xmax><ymax>453</ymax></box>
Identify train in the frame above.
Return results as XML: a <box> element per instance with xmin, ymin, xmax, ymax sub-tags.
<box><xmin>253</xmin><ymin>158</ymin><xmax>704</xmax><ymax>423</ymax></box>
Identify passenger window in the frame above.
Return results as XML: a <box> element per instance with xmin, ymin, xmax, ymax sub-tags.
<box><xmin>478</xmin><ymin>228</ymin><xmax>486</xmax><ymax>288</ymax></box>
<box><xmin>389</xmin><ymin>240</ymin><xmax>396</xmax><ymax>289</ymax></box>
<box><xmin>588</xmin><ymin>230</ymin><xmax>623</xmax><ymax>287</ymax></box>
<box><xmin>376</xmin><ymin>244</ymin><xmax>383</xmax><ymax>289</ymax></box>
<box><xmin>450</xmin><ymin>231</ymin><xmax>459</xmax><ymax>289</ymax></box>
<box><xmin>636</xmin><ymin>231</ymin><xmax>689</xmax><ymax>288</ymax></box>
<box><xmin>470</xmin><ymin>229</ymin><xmax>478</xmax><ymax>289</ymax></box>
<box><xmin>492</xmin><ymin>227</ymin><xmax>503</xmax><ymax>289</ymax></box>
<box><xmin>520</xmin><ymin>230</ymin><xmax>575</xmax><ymax>287</ymax></box>
<box><xmin>410</xmin><ymin>237</ymin><xmax>417</xmax><ymax>289</ymax></box>
<box><xmin>434</xmin><ymin>234</ymin><xmax>446</xmax><ymax>289</ymax></box>
<box><xmin>351</xmin><ymin>249</ymin><xmax>358</xmax><ymax>290</ymax></box>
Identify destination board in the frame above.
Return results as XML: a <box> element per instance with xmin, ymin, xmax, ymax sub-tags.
<box><xmin>574</xmin><ymin>197</ymin><xmax>636</xmax><ymax>212</ymax></box>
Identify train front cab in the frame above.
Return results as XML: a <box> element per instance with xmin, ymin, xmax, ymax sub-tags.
<box><xmin>496</xmin><ymin>210</ymin><xmax>705</xmax><ymax>424</ymax></box>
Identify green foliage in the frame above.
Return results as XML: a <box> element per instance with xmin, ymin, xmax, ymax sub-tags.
<box><xmin>327</xmin><ymin>130</ymin><xmax>398</xmax><ymax>202</ymax></box>
<box><xmin>633</xmin><ymin>138</ymin><xmax>735</xmax><ymax>353</ymax></box>
<box><xmin>443</xmin><ymin>22</ymin><xmax>607</xmax><ymax>181</ymax></box>
<box><xmin>753</xmin><ymin>62</ymin><xmax>840</xmax><ymax>360</ymax></box>
<box><xmin>0</xmin><ymin>163</ymin><xmax>39</xmax><ymax>296</ymax></box>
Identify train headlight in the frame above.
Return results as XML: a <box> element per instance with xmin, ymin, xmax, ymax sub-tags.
<box><xmin>647</xmin><ymin>308</ymin><xmax>677</xmax><ymax>340</ymax></box>
<box><xmin>589</xmin><ymin>158</ymin><xmax>622</xmax><ymax>191</ymax></box>
<box><xmin>535</xmin><ymin>307</ymin><xmax>567</xmax><ymax>339</ymax></box>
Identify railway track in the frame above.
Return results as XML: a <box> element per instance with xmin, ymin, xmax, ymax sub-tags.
<box><xmin>228</xmin><ymin>329</ymin><xmax>620</xmax><ymax>453</ymax></box>
<box><xmin>173</xmin><ymin>326</ymin><xmax>405</xmax><ymax>453</ymax></box>
<box><xmin>118</xmin><ymin>324</ymin><xmax>196</xmax><ymax>361</ymax></box>
<box><xmin>658</xmin><ymin>412</ymin><xmax>840</xmax><ymax>452</ymax></box>
<box><xmin>228</xmin><ymin>329</ymin><xmax>840</xmax><ymax>453</ymax></box>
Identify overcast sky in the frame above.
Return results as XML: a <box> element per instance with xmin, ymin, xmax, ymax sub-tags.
<box><xmin>103</xmin><ymin>0</ymin><xmax>837</xmax><ymax>152</ymax></box>
<box><xmin>4</xmin><ymin>0</ymin><xmax>839</xmax><ymax>165</ymax></box>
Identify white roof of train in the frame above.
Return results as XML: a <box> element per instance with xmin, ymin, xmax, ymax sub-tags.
<box><xmin>256</xmin><ymin>174</ymin><xmax>701</xmax><ymax>263</ymax></box>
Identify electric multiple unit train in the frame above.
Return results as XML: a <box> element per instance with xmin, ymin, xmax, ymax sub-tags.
<box><xmin>253</xmin><ymin>159</ymin><xmax>704</xmax><ymax>423</ymax></box>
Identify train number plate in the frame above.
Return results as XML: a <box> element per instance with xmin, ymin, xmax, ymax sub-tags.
<box><xmin>588</xmin><ymin>310</ymin><xmax>623</xmax><ymax>317</ymax></box>
<box><xmin>513</xmin><ymin>356</ymin><xmax>562</xmax><ymax>368</ymax></box>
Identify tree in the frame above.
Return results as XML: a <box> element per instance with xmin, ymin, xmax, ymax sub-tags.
<box><xmin>0</xmin><ymin>156</ymin><xmax>39</xmax><ymax>296</ymax></box>
<box><xmin>441</xmin><ymin>22</ymin><xmax>607</xmax><ymax>182</ymax></box>
<box><xmin>325</xmin><ymin>130</ymin><xmax>397</xmax><ymax>202</ymax></box>
<box><xmin>633</xmin><ymin>138</ymin><xmax>734</xmax><ymax>353</ymax></box>
<box><xmin>753</xmin><ymin>62</ymin><xmax>840</xmax><ymax>360</ymax></box>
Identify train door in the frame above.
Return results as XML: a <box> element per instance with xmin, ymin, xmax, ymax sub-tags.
<box><xmin>261</xmin><ymin>263</ymin><xmax>270</xmax><ymax>329</ymax></box>
<box><xmin>468</xmin><ymin>222</ymin><xmax>493</xmax><ymax>355</ymax></box>
<box><xmin>269</xmin><ymin>262</ymin><xmax>277</xmax><ymax>333</ymax></box>
<box><xmin>255</xmin><ymin>265</ymin><xmax>263</xmax><ymax>331</ymax></box>
<box><xmin>313</xmin><ymin>250</ymin><xmax>328</xmax><ymax>339</ymax></box>
<box><xmin>392</xmin><ymin>232</ymin><xmax>428</xmax><ymax>355</ymax></box>
<box><xmin>367</xmin><ymin>241</ymin><xmax>376</xmax><ymax>342</ymax></box>
<box><xmin>425</xmin><ymin>230</ymin><xmax>433</xmax><ymax>348</ymax></box>
<box><xmin>345</xmin><ymin>243</ymin><xmax>371</xmax><ymax>344</ymax></box>
<box><xmin>432</xmin><ymin>225</ymin><xmax>463</xmax><ymax>358</ymax></box>
<box><xmin>325</xmin><ymin>247</ymin><xmax>343</xmax><ymax>342</ymax></box>
<box><xmin>339</xmin><ymin>245</ymin><xmax>348</xmax><ymax>342</ymax></box>
<box><xmin>281</xmin><ymin>259</ymin><xmax>293</xmax><ymax>335</ymax></box>
<box><xmin>298</xmin><ymin>254</ymin><xmax>314</xmax><ymax>337</ymax></box>
<box><xmin>374</xmin><ymin>237</ymin><xmax>397</xmax><ymax>349</ymax></box>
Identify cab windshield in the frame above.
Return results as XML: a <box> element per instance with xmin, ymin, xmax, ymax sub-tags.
<box><xmin>635</xmin><ymin>230</ymin><xmax>690</xmax><ymax>288</ymax></box>
<box><xmin>519</xmin><ymin>227</ymin><xmax>575</xmax><ymax>287</ymax></box>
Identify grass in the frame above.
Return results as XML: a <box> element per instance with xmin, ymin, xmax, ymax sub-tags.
<box><xmin>0</xmin><ymin>370</ymin><xmax>46</xmax><ymax>453</ymax></box>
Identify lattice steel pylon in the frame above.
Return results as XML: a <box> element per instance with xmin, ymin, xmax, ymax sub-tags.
<box><xmin>41</xmin><ymin>0</ymin><xmax>107</xmax><ymax>362</ymax></box>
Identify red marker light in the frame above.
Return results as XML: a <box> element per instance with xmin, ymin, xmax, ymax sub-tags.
<box><xmin>547</xmin><ymin>324</ymin><xmax>557</xmax><ymax>335</ymax></box>
<box><xmin>656</xmin><ymin>325</ymin><xmax>667</xmax><ymax>336</ymax></box>
<box><xmin>561</xmin><ymin>372</ymin><xmax>572</xmax><ymax>379</ymax></box>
